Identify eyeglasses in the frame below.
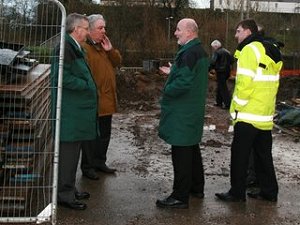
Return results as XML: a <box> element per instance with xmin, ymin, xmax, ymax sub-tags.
<box><xmin>96</xmin><ymin>26</ymin><xmax>106</xmax><ymax>30</ymax></box>
<box><xmin>91</xmin><ymin>26</ymin><xmax>106</xmax><ymax>31</ymax></box>
<box><xmin>77</xmin><ymin>25</ymin><xmax>89</xmax><ymax>31</ymax></box>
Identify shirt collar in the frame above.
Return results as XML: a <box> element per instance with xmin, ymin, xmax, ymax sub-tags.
<box><xmin>70</xmin><ymin>35</ymin><xmax>82</xmax><ymax>50</ymax></box>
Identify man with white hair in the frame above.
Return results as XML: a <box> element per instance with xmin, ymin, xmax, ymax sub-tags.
<box><xmin>81</xmin><ymin>14</ymin><xmax>122</xmax><ymax>180</ymax></box>
<box><xmin>156</xmin><ymin>18</ymin><xmax>208</xmax><ymax>209</ymax></box>
<box><xmin>210</xmin><ymin>39</ymin><xmax>233</xmax><ymax>109</ymax></box>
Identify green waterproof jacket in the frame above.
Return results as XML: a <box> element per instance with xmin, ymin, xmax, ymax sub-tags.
<box><xmin>51</xmin><ymin>34</ymin><xmax>98</xmax><ymax>142</ymax></box>
<box><xmin>159</xmin><ymin>38</ymin><xmax>208</xmax><ymax>146</ymax></box>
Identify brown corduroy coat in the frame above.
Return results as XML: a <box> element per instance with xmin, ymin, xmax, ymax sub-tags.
<box><xmin>82</xmin><ymin>41</ymin><xmax>122</xmax><ymax>116</ymax></box>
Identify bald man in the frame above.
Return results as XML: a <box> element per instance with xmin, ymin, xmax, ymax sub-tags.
<box><xmin>156</xmin><ymin>18</ymin><xmax>208</xmax><ymax>209</ymax></box>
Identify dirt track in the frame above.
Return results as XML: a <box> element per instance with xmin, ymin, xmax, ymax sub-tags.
<box><xmin>55</xmin><ymin>75</ymin><xmax>300</xmax><ymax>225</ymax></box>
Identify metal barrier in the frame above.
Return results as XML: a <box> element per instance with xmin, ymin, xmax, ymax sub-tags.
<box><xmin>0</xmin><ymin>0</ymin><xmax>66</xmax><ymax>224</ymax></box>
<box><xmin>120</xmin><ymin>67</ymin><xmax>144</xmax><ymax>73</ymax></box>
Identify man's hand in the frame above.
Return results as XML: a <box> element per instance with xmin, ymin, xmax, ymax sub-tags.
<box><xmin>209</xmin><ymin>69</ymin><xmax>217</xmax><ymax>80</ymax></box>
<box><xmin>101</xmin><ymin>34</ymin><xmax>112</xmax><ymax>51</ymax></box>
<box><xmin>159</xmin><ymin>62</ymin><xmax>172</xmax><ymax>75</ymax></box>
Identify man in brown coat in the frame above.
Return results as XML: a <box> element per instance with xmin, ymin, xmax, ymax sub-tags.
<box><xmin>81</xmin><ymin>14</ymin><xmax>122</xmax><ymax>180</ymax></box>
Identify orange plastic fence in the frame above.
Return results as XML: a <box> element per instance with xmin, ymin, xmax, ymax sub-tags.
<box><xmin>230</xmin><ymin>70</ymin><xmax>300</xmax><ymax>77</ymax></box>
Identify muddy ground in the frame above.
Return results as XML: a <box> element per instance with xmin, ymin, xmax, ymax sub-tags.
<box><xmin>54</xmin><ymin>72</ymin><xmax>300</xmax><ymax>225</ymax></box>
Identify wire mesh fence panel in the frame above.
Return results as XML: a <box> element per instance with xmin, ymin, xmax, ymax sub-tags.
<box><xmin>0</xmin><ymin>0</ymin><xmax>65</xmax><ymax>224</ymax></box>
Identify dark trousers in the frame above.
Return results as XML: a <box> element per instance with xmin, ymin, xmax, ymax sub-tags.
<box><xmin>229</xmin><ymin>122</ymin><xmax>278</xmax><ymax>198</ymax></box>
<box><xmin>94</xmin><ymin>115</ymin><xmax>112</xmax><ymax>166</ymax></box>
<box><xmin>81</xmin><ymin>115</ymin><xmax>112</xmax><ymax>171</ymax></box>
<box><xmin>81</xmin><ymin>139</ymin><xmax>96</xmax><ymax>173</ymax></box>
<box><xmin>216</xmin><ymin>70</ymin><xmax>231</xmax><ymax>107</ymax></box>
<box><xmin>58</xmin><ymin>141</ymin><xmax>81</xmax><ymax>203</ymax></box>
<box><xmin>247</xmin><ymin>149</ymin><xmax>257</xmax><ymax>185</ymax></box>
<box><xmin>170</xmin><ymin>144</ymin><xmax>204</xmax><ymax>203</ymax></box>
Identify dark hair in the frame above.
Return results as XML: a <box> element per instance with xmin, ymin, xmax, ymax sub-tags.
<box><xmin>236</xmin><ymin>19</ymin><xmax>258</xmax><ymax>34</ymax></box>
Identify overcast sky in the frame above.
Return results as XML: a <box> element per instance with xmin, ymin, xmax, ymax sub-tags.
<box><xmin>192</xmin><ymin>0</ymin><xmax>210</xmax><ymax>8</ymax></box>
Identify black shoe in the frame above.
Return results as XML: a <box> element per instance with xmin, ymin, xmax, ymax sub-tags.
<box><xmin>58</xmin><ymin>200</ymin><xmax>87</xmax><ymax>210</ymax></box>
<box><xmin>156</xmin><ymin>197</ymin><xmax>188</xmax><ymax>209</ymax></box>
<box><xmin>95</xmin><ymin>165</ymin><xmax>116</xmax><ymax>174</ymax></box>
<box><xmin>247</xmin><ymin>192</ymin><xmax>277</xmax><ymax>202</ymax></box>
<box><xmin>75</xmin><ymin>191</ymin><xmax>90</xmax><ymax>200</ymax></box>
<box><xmin>190</xmin><ymin>191</ymin><xmax>204</xmax><ymax>199</ymax></box>
<box><xmin>82</xmin><ymin>170</ymin><xmax>99</xmax><ymax>180</ymax></box>
<box><xmin>215</xmin><ymin>192</ymin><xmax>246</xmax><ymax>202</ymax></box>
<box><xmin>246</xmin><ymin>180</ymin><xmax>259</xmax><ymax>188</ymax></box>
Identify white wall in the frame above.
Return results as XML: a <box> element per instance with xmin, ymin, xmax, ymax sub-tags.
<box><xmin>213</xmin><ymin>0</ymin><xmax>300</xmax><ymax>13</ymax></box>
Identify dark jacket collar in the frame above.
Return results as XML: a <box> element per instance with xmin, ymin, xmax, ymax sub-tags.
<box><xmin>236</xmin><ymin>33</ymin><xmax>282</xmax><ymax>63</ymax></box>
<box><xmin>86</xmin><ymin>37</ymin><xmax>102</xmax><ymax>51</ymax></box>
<box><xmin>176</xmin><ymin>38</ymin><xmax>200</xmax><ymax>56</ymax></box>
<box><xmin>236</xmin><ymin>34</ymin><xmax>263</xmax><ymax>51</ymax></box>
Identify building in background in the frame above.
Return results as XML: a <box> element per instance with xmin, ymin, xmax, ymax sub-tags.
<box><xmin>210</xmin><ymin>0</ymin><xmax>300</xmax><ymax>13</ymax></box>
<box><xmin>98</xmin><ymin>0</ymin><xmax>177</xmax><ymax>7</ymax></box>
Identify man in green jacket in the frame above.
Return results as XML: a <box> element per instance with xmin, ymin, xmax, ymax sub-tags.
<box><xmin>51</xmin><ymin>13</ymin><xmax>97</xmax><ymax>210</ymax></box>
<box><xmin>156</xmin><ymin>18</ymin><xmax>208</xmax><ymax>209</ymax></box>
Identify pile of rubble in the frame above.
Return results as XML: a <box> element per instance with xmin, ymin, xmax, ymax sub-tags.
<box><xmin>116</xmin><ymin>69</ymin><xmax>300</xmax><ymax>136</ymax></box>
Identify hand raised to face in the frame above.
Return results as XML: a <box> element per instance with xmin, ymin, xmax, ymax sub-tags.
<box><xmin>101</xmin><ymin>34</ymin><xmax>112</xmax><ymax>51</ymax></box>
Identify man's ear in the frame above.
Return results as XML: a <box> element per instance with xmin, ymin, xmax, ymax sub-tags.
<box><xmin>246</xmin><ymin>29</ymin><xmax>252</xmax><ymax>36</ymax></box>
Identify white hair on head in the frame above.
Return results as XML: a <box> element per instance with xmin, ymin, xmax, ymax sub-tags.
<box><xmin>211</xmin><ymin>40</ymin><xmax>222</xmax><ymax>48</ymax></box>
<box><xmin>88</xmin><ymin>14</ymin><xmax>105</xmax><ymax>28</ymax></box>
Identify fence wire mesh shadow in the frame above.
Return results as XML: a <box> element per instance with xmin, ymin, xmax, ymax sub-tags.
<box><xmin>0</xmin><ymin>0</ymin><xmax>65</xmax><ymax>224</ymax></box>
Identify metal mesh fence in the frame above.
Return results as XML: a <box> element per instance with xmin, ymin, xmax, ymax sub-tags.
<box><xmin>0</xmin><ymin>0</ymin><xmax>65</xmax><ymax>224</ymax></box>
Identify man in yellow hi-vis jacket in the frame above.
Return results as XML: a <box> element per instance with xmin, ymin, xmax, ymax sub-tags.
<box><xmin>216</xmin><ymin>19</ymin><xmax>283</xmax><ymax>202</ymax></box>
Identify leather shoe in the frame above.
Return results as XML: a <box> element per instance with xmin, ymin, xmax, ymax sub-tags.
<box><xmin>58</xmin><ymin>200</ymin><xmax>87</xmax><ymax>210</ymax></box>
<box><xmin>246</xmin><ymin>178</ymin><xmax>259</xmax><ymax>188</ymax></box>
<box><xmin>75</xmin><ymin>191</ymin><xmax>90</xmax><ymax>200</ymax></box>
<box><xmin>95</xmin><ymin>165</ymin><xmax>116</xmax><ymax>173</ymax></box>
<box><xmin>82</xmin><ymin>170</ymin><xmax>99</xmax><ymax>180</ymax></box>
<box><xmin>247</xmin><ymin>192</ymin><xmax>277</xmax><ymax>202</ymax></box>
<box><xmin>190</xmin><ymin>191</ymin><xmax>204</xmax><ymax>199</ymax></box>
<box><xmin>215</xmin><ymin>192</ymin><xmax>246</xmax><ymax>202</ymax></box>
<box><xmin>156</xmin><ymin>196</ymin><xmax>188</xmax><ymax>209</ymax></box>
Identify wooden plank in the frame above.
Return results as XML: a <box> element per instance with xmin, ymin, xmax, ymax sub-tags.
<box><xmin>0</xmin><ymin>64</ymin><xmax>50</xmax><ymax>95</ymax></box>
<box><xmin>0</xmin><ymin>64</ymin><xmax>53</xmax><ymax>215</ymax></box>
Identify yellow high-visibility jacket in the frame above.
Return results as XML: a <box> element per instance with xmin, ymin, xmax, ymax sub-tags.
<box><xmin>230</xmin><ymin>41</ymin><xmax>283</xmax><ymax>130</ymax></box>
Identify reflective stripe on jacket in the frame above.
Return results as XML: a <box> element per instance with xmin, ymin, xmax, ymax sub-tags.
<box><xmin>231</xmin><ymin>41</ymin><xmax>283</xmax><ymax>130</ymax></box>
